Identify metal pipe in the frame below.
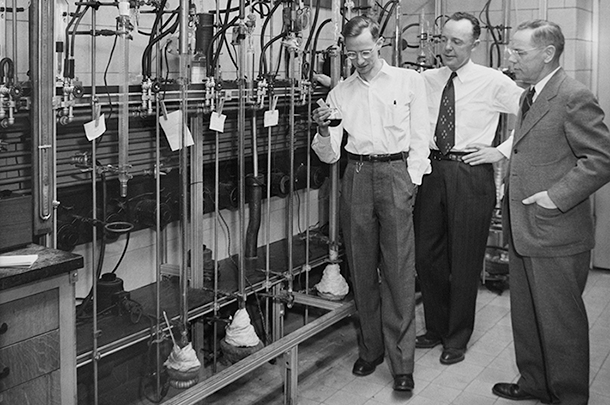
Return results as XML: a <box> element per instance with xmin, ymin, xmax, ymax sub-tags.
<box><xmin>90</xmin><ymin>7</ymin><xmax>99</xmax><ymax>404</ymax></box>
<box><xmin>538</xmin><ymin>0</ymin><xmax>548</xmax><ymax>19</ymax></box>
<box><xmin>238</xmin><ymin>0</ymin><xmax>247</xmax><ymax>308</ymax></box>
<box><xmin>328</xmin><ymin>0</ymin><xmax>342</xmax><ymax>258</ymax></box>
<box><xmin>288</xmin><ymin>45</ymin><xmax>296</xmax><ymax>297</ymax></box>
<box><xmin>153</xmin><ymin>3</ymin><xmax>164</xmax><ymax>399</ymax></box>
<box><xmin>179</xmin><ymin>0</ymin><xmax>190</xmax><ymax>342</ymax></box>
<box><xmin>30</xmin><ymin>0</ymin><xmax>55</xmax><ymax>236</ymax></box>
<box><xmin>118</xmin><ymin>1</ymin><xmax>131</xmax><ymax>198</ymax></box>
<box><xmin>11</xmin><ymin>0</ymin><xmax>17</xmax><ymax>82</ymax></box>
<box><xmin>393</xmin><ymin>0</ymin><xmax>402</xmax><ymax>67</ymax></box>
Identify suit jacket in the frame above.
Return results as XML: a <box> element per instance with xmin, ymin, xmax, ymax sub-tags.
<box><xmin>504</xmin><ymin>68</ymin><xmax>610</xmax><ymax>257</ymax></box>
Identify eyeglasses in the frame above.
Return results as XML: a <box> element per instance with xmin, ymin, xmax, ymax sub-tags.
<box><xmin>345</xmin><ymin>48</ymin><xmax>375</xmax><ymax>60</ymax></box>
<box><xmin>344</xmin><ymin>40</ymin><xmax>381</xmax><ymax>60</ymax></box>
<box><xmin>505</xmin><ymin>47</ymin><xmax>541</xmax><ymax>59</ymax></box>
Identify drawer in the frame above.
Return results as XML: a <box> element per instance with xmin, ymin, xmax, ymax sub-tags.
<box><xmin>0</xmin><ymin>289</ymin><xmax>59</xmax><ymax>347</ymax></box>
<box><xmin>0</xmin><ymin>369</ymin><xmax>60</xmax><ymax>405</ymax></box>
<box><xmin>0</xmin><ymin>329</ymin><xmax>60</xmax><ymax>392</ymax></box>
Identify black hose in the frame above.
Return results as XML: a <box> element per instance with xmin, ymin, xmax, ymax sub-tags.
<box><xmin>245</xmin><ymin>175</ymin><xmax>264</xmax><ymax>263</ymax></box>
<box><xmin>380</xmin><ymin>0</ymin><xmax>398</xmax><ymax>38</ymax></box>
<box><xmin>207</xmin><ymin>16</ymin><xmax>240</xmax><ymax>76</ymax></box>
<box><xmin>259</xmin><ymin>32</ymin><xmax>286</xmax><ymax>77</ymax></box>
<box><xmin>309</xmin><ymin>18</ymin><xmax>332</xmax><ymax>79</ymax></box>
<box><xmin>259</xmin><ymin>1</ymin><xmax>283</xmax><ymax>77</ymax></box>
<box><xmin>0</xmin><ymin>57</ymin><xmax>14</xmax><ymax>82</ymax></box>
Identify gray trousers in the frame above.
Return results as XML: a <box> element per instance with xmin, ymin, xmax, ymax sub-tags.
<box><xmin>340</xmin><ymin>158</ymin><xmax>417</xmax><ymax>376</ymax></box>
<box><xmin>509</xmin><ymin>243</ymin><xmax>590</xmax><ymax>405</ymax></box>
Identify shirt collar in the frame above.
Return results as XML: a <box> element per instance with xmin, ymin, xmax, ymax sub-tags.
<box><xmin>449</xmin><ymin>59</ymin><xmax>475</xmax><ymax>83</ymax></box>
<box><xmin>532</xmin><ymin>66</ymin><xmax>561</xmax><ymax>99</ymax></box>
<box><xmin>347</xmin><ymin>59</ymin><xmax>390</xmax><ymax>84</ymax></box>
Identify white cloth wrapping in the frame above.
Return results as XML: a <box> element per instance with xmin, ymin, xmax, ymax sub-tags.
<box><xmin>315</xmin><ymin>263</ymin><xmax>349</xmax><ymax>297</ymax></box>
<box><xmin>163</xmin><ymin>342</ymin><xmax>201</xmax><ymax>372</ymax></box>
<box><xmin>224</xmin><ymin>308</ymin><xmax>261</xmax><ymax>347</ymax></box>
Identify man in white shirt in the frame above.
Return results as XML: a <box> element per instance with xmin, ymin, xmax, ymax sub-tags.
<box><xmin>413</xmin><ymin>12</ymin><xmax>523</xmax><ymax>365</ymax></box>
<box><xmin>311</xmin><ymin>15</ymin><xmax>430</xmax><ymax>392</ymax></box>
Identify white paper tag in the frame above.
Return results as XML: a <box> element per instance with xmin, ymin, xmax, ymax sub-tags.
<box><xmin>84</xmin><ymin>114</ymin><xmax>106</xmax><ymax>141</ymax></box>
<box><xmin>209</xmin><ymin>112</ymin><xmax>227</xmax><ymax>132</ymax></box>
<box><xmin>264</xmin><ymin>110</ymin><xmax>279</xmax><ymax>127</ymax></box>
<box><xmin>160</xmin><ymin>110</ymin><xmax>195</xmax><ymax>151</ymax></box>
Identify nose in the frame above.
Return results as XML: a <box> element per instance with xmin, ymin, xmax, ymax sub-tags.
<box><xmin>356</xmin><ymin>53</ymin><xmax>366</xmax><ymax>65</ymax></box>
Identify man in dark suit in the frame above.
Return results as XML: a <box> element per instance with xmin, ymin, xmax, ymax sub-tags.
<box><xmin>492</xmin><ymin>20</ymin><xmax>610</xmax><ymax>404</ymax></box>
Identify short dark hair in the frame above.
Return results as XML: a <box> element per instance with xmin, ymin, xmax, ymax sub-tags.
<box><xmin>342</xmin><ymin>15</ymin><xmax>380</xmax><ymax>40</ymax></box>
<box><xmin>447</xmin><ymin>12</ymin><xmax>481</xmax><ymax>41</ymax></box>
<box><xmin>516</xmin><ymin>19</ymin><xmax>565</xmax><ymax>61</ymax></box>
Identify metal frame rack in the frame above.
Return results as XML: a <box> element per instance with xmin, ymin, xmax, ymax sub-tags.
<box><xmin>0</xmin><ymin>0</ymin><xmax>517</xmax><ymax>404</ymax></box>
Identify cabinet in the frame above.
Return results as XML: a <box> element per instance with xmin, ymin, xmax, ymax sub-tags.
<box><xmin>0</xmin><ymin>245</ymin><xmax>83</xmax><ymax>405</ymax></box>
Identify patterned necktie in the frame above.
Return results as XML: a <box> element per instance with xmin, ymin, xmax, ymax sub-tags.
<box><xmin>435</xmin><ymin>72</ymin><xmax>458</xmax><ymax>155</ymax></box>
<box><xmin>521</xmin><ymin>87</ymin><xmax>536</xmax><ymax>121</ymax></box>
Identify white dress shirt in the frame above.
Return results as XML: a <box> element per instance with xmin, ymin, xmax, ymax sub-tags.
<box><xmin>422</xmin><ymin>60</ymin><xmax>523</xmax><ymax>157</ymax></box>
<box><xmin>531</xmin><ymin>66</ymin><xmax>562</xmax><ymax>102</ymax></box>
<box><xmin>311</xmin><ymin>60</ymin><xmax>431</xmax><ymax>185</ymax></box>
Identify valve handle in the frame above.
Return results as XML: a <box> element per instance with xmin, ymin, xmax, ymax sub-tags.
<box><xmin>73</xmin><ymin>85</ymin><xmax>85</xmax><ymax>98</ymax></box>
<box><xmin>10</xmin><ymin>84</ymin><xmax>22</xmax><ymax>98</ymax></box>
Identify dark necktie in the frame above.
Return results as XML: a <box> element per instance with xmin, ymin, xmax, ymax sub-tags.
<box><xmin>435</xmin><ymin>72</ymin><xmax>458</xmax><ymax>155</ymax></box>
<box><xmin>521</xmin><ymin>87</ymin><xmax>536</xmax><ymax>121</ymax></box>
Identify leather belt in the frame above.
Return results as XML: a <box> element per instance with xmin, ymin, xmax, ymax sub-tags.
<box><xmin>429</xmin><ymin>149</ymin><xmax>467</xmax><ymax>162</ymax></box>
<box><xmin>347</xmin><ymin>151</ymin><xmax>408</xmax><ymax>162</ymax></box>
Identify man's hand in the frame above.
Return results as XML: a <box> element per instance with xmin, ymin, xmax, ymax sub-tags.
<box><xmin>462</xmin><ymin>143</ymin><xmax>505</xmax><ymax>165</ymax></box>
<box><xmin>312</xmin><ymin>106</ymin><xmax>332</xmax><ymax>137</ymax></box>
<box><xmin>522</xmin><ymin>191</ymin><xmax>557</xmax><ymax>209</ymax></box>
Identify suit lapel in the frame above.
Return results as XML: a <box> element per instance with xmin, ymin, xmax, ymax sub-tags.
<box><xmin>514</xmin><ymin>69</ymin><xmax>566</xmax><ymax>145</ymax></box>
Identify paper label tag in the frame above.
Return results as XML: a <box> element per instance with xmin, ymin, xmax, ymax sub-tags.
<box><xmin>84</xmin><ymin>114</ymin><xmax>106</xmax><ymax>141</ymax></box>
<box><xmin>160</xmin><ymin>110</ymin><xmax>195</xmax><ymax>151</ymax></box>
<box><xmin>264</xmin><ymin>110</ymin><xmax>279</xmax><ymax>127</ymax></box>
<box><xmin>209</xmin><ymin>112</ymin><xmax>227</xmax><ymax>132</ymax></box>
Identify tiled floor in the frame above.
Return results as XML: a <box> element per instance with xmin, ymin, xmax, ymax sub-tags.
<box><xmin>203</xmin><ymin>269</ymin><xmax>610</xmax><ymax>404</ymax></box>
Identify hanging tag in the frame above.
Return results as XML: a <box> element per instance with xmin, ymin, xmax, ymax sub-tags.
<box><xmin>209</xmin><ymin>98</ymin><xmax>226</xmax><ymax>132</ymax></box>
<box><xmin>160</xmin><ymin>110</ymin><xmax>195</xmax><ymax>151</ymax></box>
<box><xmin>160</xmin><ymin>101</ymin><xmax>169</xmax><ymax>121</ymax></box>
<box><xmin>84</xmin><ymin>113</ymin><xmax>106</xmax><ymax>141</ymax></box>
<box><xmin>264</xmin><ymin>95</ymin><xmax>279</xmax><ymax>127</ymax></box>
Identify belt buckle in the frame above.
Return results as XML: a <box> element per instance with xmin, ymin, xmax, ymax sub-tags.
<box><xmin>371</xmin><ymin>153</ymin><xmax>389</xmax><ymax>161</ymax></box>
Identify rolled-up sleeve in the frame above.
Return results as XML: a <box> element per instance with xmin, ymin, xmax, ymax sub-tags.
<box><xmin>311</xmin><ymin>89</ymin><xmax>343</xmax><ymax>164</ymax></box>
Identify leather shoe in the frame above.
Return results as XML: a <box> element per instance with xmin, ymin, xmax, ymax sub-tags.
<box><xmin>393</xmin><ymin>374</ymin><xmax>414</xmax><ymax>391</ymax></box>
<box><xmin>492</xmin><ymin>383</ymin><xmax>537</xmax><ymax>401</ymax></box>
<box><xmin>440</xmin><ymin>348</ymin><xmax>465</xmax><ymax>365</ymax></box>
<box><xmin>415</xmin><ymin>333</ymin><xmax>442</xmax><ymax>349</ymax></box>
<box><xmin>352</xmin><ymin>355</ymin><xmax>384</xmax><ymax>376</ymax></box>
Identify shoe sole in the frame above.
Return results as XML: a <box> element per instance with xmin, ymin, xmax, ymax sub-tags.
<box><xmin>352</xmin><ymin>357</ymin><xmax>384</xmax><ymax>377</ymax></box>
<box><xmin>353</xmin><ymin>368</ymin><xmax>376</xmax><ymax>377</ymax></box>
<box><xmin>439</xmin><ymin>353</ymin><xmax>465</xmax><ymax>365</ymax></box>
<box><xmin>492</xmin><ymin>387</ymin><xmax>537</xmax><ymax>401</ymax></box>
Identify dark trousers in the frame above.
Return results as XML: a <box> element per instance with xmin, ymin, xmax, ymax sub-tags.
<box><xmin>509</xmin><ymin>242</ymin><xmax>590</xmax><ymax>405</ymax></box>
<box><xmin>341</xmin><ymin>158</ymin><xmax>417</xmax><ymax>375</ymax></box>
<box><xmin>413</xmin><ymin>159</ymin><xmax>495</xmax><ymax>349</ymax></box>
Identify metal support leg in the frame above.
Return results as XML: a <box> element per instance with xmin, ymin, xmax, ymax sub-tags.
<box><xmin>283</xmin><ymin>346</ymin><xmax>299</xmax><ymax>405</ymax></box>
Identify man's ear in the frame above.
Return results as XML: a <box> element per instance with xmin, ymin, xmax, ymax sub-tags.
<box><xmin>543</xmin><ymin>45</ymin><xmax>556</xmax><ymax>64</ymax></box>
<box><xmin>471</xmin><ymin>39</ymin><xmax>481</xmax><ymax>50</ymax></box>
